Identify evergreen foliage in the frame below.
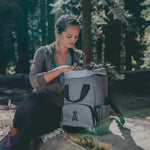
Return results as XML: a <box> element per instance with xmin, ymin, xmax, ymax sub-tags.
<box><xmin>0</xmin><ymin>0</ymin><xmax>21</xmax><ymax>74</ymax></box>
<box><xmin>0</xmin><ymin>0</ymin><xmax>149</xmax><ymax>74</ymax></box>
<box><xmin>141</xmin><ymin>0</ymin><xmax>150</xmax><ymax>69</ymax></box>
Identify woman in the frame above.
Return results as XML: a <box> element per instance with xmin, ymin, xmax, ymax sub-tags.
<box><xmin>3</xmin><ymin>15</ymin><xmax>86</xmax><ymax>150</ymax></box>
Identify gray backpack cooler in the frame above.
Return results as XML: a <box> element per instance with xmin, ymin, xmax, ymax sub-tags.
<box><xmin>62</xmin><ymin>68</ymin><xmax>111</xmax><ymax>133</ymax></box>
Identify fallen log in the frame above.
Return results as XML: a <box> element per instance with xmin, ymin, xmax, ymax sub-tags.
<box><xmin>28</xmin><ymin>129</ymin><xmax>87</xmax><ymax>150</ymax></box>
<box><xmin>0</xmin><ymin>74</ymin><xmax>30</xmax><ymax>88</ymax></box>
<box><xmin>117</xmin><ymin>69</ymin><xmax>150</xmax><ymax>93</ymax></box>
<box><xmin>28</xmin><ymin>129</ymin><xmax>112</xmax><ymax>150</ymax></box>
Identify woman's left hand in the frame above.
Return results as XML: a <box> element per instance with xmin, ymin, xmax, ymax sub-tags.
<box><xmin>71</xmin><ymin>65</ymin><xmax>82</xmax><ymax>70</ymax></box>
<box><xmin>59</xmin><ymin>65</ymin><xmax>82</xmax><ymax>73</ymax></box>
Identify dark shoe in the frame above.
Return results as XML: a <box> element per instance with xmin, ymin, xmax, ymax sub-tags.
<box><xmin>3</xmin><ymin>133</ymin><xmax>16</xmax><ymax>149</ymax></box>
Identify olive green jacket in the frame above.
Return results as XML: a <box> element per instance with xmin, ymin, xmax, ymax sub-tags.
<box><xmin>29</xmin><ymin>43</ymin><xmax>86</xmax><ymax>107</ymax></box>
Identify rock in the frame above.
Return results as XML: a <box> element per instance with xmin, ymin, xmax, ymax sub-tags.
<box><xmin>28</xmin><ymin>131</ymin><xmax>86</xmax><ymax>150</ymax></box>
<box><xmin>28</xmin><ymin>117</ymin><xmax>150</xmax><ymax>150</ymax></box>
<box><xmin>28</xmin><ymin>128</ymin><xmax>112</xmax><ymax>150</ymax></box>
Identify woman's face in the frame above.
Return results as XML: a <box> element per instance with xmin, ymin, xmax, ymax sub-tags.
<box><xmin>57</xmin><ymin>25</ymin><xmax>80</xmax><ymax>49</ymax></box>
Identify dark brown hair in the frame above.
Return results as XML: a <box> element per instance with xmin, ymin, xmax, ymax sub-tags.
<box><xmin>55</xmin><ymin>15</ymin><xmax>80</xmax><ymax>34</ymax></box>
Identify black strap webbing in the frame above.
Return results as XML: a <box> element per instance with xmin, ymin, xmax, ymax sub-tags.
<box><xmin>64</xmin><ymin>84</ymin><xmax>90</xmax><ymax>102</ymax></box>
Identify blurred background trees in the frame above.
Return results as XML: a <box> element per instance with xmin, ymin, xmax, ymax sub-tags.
<box><xmin>0</xmin><ymin>0</ymin><xmax>149</xmax><ymax>74</ymax></box>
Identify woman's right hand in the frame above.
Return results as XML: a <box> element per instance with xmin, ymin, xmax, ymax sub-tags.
<box><xmin>44</xmin><ymin>65</ymin><xmax>82</xmax><ymax>83</ymax></box>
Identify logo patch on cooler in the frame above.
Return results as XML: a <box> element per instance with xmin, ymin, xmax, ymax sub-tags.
<box><xmin>72</xmin><ymin>111</ymin><xmax>78</xmax><ymax>121</ymax></box>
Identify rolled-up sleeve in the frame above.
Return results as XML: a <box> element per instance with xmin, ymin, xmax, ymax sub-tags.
<box><xmin>29</xmin><ymin>48</ymin><xmax>47</xmax><ymax>88</ymax></box>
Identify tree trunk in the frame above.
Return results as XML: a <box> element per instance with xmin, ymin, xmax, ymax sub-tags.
<box><xmin>0</xmin><ymin>51</ymin><xmax>7</xmax><ymax>74</ymax></box>
<box><xmin>110</xmin><ymin>22</ymin><xmax>121</xmax><ymax>71</ymax></box>
<box><xmin>0</xmin><ymin>1</ymin><xmax>17</xmax><ymax>74</ymax></box>
<box><xmin>125</xmin><ymin>31</ymin><xmax>132</xmax><ymax>70</ymax></box>
<box><xmin>96</xmin><ymin>33</ymin><xmax>103</xmax><ymax>64</ymax></box>
<box><xmin>15</xmin><ymin>2</ymin><xmax>30</xmax><ymax>73</ymax></box>
<box><xmin>40</xmin><ymin>0</ymin><xmax>47</xmax><ymax>46</ymax></box>
<box><xmin>104</xmin><ymin>22</ymin><xmax>121</xmax><ymax>70</ymax></box>
<box><xmin>75</xmin><ymin>31</ymin><xmax>82</xmax><ymax>50</ymax></box>
<box><xmin>82</xmin><ymin>0</ymin><xmax>92</xmax><ymax>63</ymax></box>
<box><xmin>47</xmin><ymin>0</ymin><xmax>55</xmax><ymax>44</ymax></box>
<box><xmin>30</xmin><ymin>11</ymin><xmax>35</xmax><ymax>55</ymax></box>
<box><xmin>104</xmin><ymin>24</ymin><xmax>111</xmax><ymax>63</ymax></box>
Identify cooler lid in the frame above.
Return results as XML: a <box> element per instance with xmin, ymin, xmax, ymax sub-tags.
<box><xmin>64</xmin><ymin>68</ymin><xmax>107</xmax><ymax>79</ymax></box>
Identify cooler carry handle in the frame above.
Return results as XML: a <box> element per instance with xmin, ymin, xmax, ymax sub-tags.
<box><xmin>64</xmin><ymin>84</ymin><xmax>90</xmax><ymax>102</ymax></box>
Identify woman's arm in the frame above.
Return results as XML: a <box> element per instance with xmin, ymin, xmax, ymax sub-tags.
<box><xmin>29</xmin><ymin>48</ymin><xmax>47</xmax><ymax>88</ymax></box>
<box><xmin>43</xmin><ymin>65</ymin><xmax>82</xmax><ymax>83</ymax></box>
<box><xmin>29</xmin><ymin>47</ymin><xmax>82</xmax><ymax>88</ymax></box>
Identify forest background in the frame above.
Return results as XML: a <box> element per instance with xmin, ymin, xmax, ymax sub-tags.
<box><xmin>0</xmin><ymin>1</ymin><xmax>150</xmax><ymax>149</ymax></box>
<box><xmin>0</xmin><ymin>0</ymin><xmax>150</xmax><ymax>85</ymax></box>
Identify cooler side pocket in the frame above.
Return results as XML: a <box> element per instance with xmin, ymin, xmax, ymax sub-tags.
<box><xmin>101</xmin><ymin>104</ymin><xmax>110</xmax><ymax>120</ymax></box>
<box><xmin>94</xmin><ymin>104</ymin><xmax>111</xmax><ymax>135</ymax></box>
<box><xmin>94</xmin><ymin>104</ymin><xmax>110</xmax><ymax>122</ymax></box>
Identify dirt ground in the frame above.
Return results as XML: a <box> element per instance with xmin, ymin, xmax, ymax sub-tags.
<box><xmin>0</xmin><ymin>87</ymin><xmax>150</xmax><ymax>150</ymax></box>
<box><xmin>0</xmin><ymin>87</ymin><xmax>32</xmax><ymax>141</ymax></box>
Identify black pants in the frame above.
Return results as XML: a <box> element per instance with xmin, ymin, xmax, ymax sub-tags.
<box><xmin>11</xmin><ymin>93</ymin><xmax>62</xmax><ymax>150</ymax></box>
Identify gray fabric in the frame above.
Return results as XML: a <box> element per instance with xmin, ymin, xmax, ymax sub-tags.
<box><xmin>64</xmin><ymin>68</ymin><xmax>107</xmax><ymax>79</ymax></box>
<box><xmin>29</xmin><ymin>43</ymin><xmax>86</xmax><ymax>107</ymax></box>
<box><xmin>64</xmin><ymin>76</ymin><xmax>95</xmax><ymax>106</ymax></box>
<box><xmin>62</xmin><ymin>69</ymin><xmax>110</xmax><ymax>128</ymax></box>
<box><xmin>62</xmin><ymin>104</ymin><xmax>94</xmax><ymax>128</ymax></box>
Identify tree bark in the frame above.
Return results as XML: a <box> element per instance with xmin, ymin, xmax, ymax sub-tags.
<box><xmin>0</xmin><ymin>1</ymin><xmax>19</xmax><ymax>74</ymax></box>
<box><xmin>47</xmin><ymin>0</ymin><xmax>55</xmax><ymax>44</ymax></box>
<box><xmin>82</xmin><ymin>0</ymin><xmax>92</xmax><ymax>63</ymax></box>
<box><xmin>0</xmin><ymin>51</ymin><xmax>7</xmax><ymax>74</ymax></box>
<box><xmin>40</xmin><ymin>0</ymin><xmax>47</xmax><ymax>46</ymax></box>
<box><xmin>104</xmin><ymin>22</ymin><xmax>121</xmax><ymax>71</ymax></box>
<box><xmin>15</xmin><ymin>1</ymin><xmax>30</xmax><ymax>73</ymax></box>
<box><xmin>125</xmin><ymin>31</ymin><xmax>132</xmax><ymax>70</ymax></box>
<box><xmin>96</xmin><ymin>33</ymin><xmax>103</xmax><ymax>64</ymax></box>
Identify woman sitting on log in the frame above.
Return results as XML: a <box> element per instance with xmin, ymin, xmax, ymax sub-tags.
<box><xmin>2</xmin><ymin>15</ymin><xmax>86</xmax><ymax>150</ymax></box>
